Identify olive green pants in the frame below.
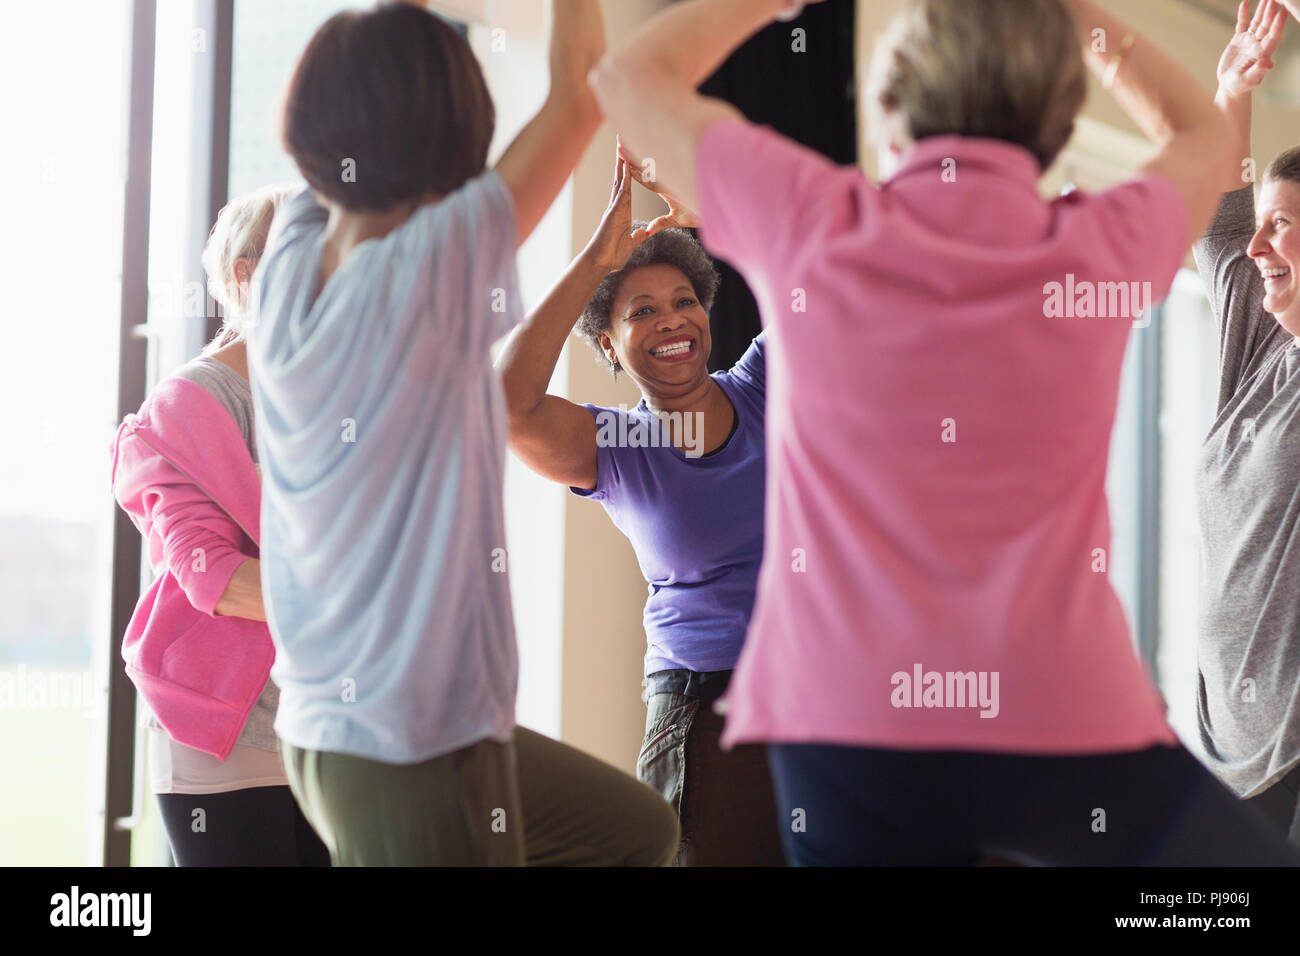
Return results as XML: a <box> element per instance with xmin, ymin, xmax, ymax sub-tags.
<box><xmin>282</xmin><ymin>725</ymin><xmax>679</xmax><ymax>866</ymax></box>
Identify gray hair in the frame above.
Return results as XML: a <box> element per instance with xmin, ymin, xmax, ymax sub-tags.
<box><xmin>201</xmin><ymin>184</ymin><xmax>296</xmax><ymax>352</ymax></box>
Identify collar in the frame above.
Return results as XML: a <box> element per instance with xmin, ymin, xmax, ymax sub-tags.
<box><xmin>889</xmin><ymin>135</ymin><xmax>1042</xmax><ymax>187</ymax></box>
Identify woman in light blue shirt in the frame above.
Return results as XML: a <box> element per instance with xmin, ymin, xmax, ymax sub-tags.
<box><xmin>248</xmin><ymin>0</ymin><xmax>677</xmax><ymax>867</ymax></box>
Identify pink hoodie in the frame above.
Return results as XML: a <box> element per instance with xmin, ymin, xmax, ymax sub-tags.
<box><xmin>110</xmin><ymin>375</ymin><xmax>273</xmax><ymax>760</ymax></box>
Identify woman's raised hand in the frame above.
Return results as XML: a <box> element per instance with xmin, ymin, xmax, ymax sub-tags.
<box><xmin>1218</xmin><ymin>0</ymin><xmax>1288</xmax><ymax>98</ymax></box>
<box><xmin>584</xmin><ymin>149</ymin><xmax>692</xmax><ymax>274</ymax></box>
<box><xmin>617</xmin><ymin>139</ymin><xmax>702</xmax><ymax>231</ymax></box>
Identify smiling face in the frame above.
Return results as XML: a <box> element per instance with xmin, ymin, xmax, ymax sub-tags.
<box><xmin>1250</xmin><ymin>178</ymin><xmax>1300</xmax><ymax>335</ymax></box>
<box><xmin>598</xmin><ymin>263</ymin><xmax>711</xmax><ymax>400</ymax></box>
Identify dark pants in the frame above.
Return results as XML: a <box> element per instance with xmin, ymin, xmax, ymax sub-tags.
<box><xmin>1245</xmin><ymin>763</ymin><xmax>1300</xmax><ymax>846</ymax></box>
<box><xmin>638</xmin><ymin>675</ymin><xmax>785</xmax><ymax>866</ymax></box>
<box><xmin>767</xmin><ymin>743</ymin><xmax>1300</xmax><ymax>866</ymax></box>
<box><xmin>156</xmin><ymin>785</ymin><xmax>330</xmax><ymax>866</ymax></box>
<box><xmin>283</xmin><ymin>726</ymin><xmax>679</xmax><ymax>866</ymax></box>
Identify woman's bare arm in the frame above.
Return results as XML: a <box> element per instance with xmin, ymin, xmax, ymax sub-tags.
<box><xmin>1066</xmin><ymin>0</ymin><xmax>1241</xmax><ymax>246</ymax></box>
<box><xmin>494</xmin><ymin>0</ymin><xmax>606</xmax><ymax>247</ymax></box>
<box><xmin>1212</xmin><ymin>0</ymin><xmax>1288</xmax><ymax>192</ymax></box>
<box><xmin>587</xmin><ymin>0</ymin><xmax>810</xmax><ymax>222</ymax></box>
<box><xmin>498</xmin><ymin>156</ymin><xmax>678</xmax><ymax>489</ymax></box>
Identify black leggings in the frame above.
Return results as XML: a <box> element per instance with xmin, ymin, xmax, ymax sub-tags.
<box><xmin>156</xmin><ymin>785</ymin><xmax>330</xmax><ymax>866</ymax></box>
<box><xmin>1245</xmin><ymin>764</ymin><xmax>1300</xmax><ymax>846</ymax></box>
<box><xmin>767</xmin><ymin>743</ymin><xmax>1300</xmax><ymax>866</ymax></box>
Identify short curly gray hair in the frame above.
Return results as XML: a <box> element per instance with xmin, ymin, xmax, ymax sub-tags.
<box><xmin>576</xmin><ymin>223</ymin><xmax>720</xmax><ymax>376</ymax></box>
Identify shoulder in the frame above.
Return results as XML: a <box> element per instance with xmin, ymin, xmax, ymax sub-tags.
<box><xmin>137</xmin><ymin>375</ymin><xmax>235</xmax><ymax>436</ymax></box>
<box><xmin>583</xmin><ymin>400</ymin><xmax>638</xmax><ymax>431</ymax></box>
<box><xmin>584</xmin><ymin>401</ymin><xmax>671</xmax><ymax>452</ymax></box>
<box><xmin>1056</xmin><ymin>173</ymin><xmax>1189</xmax><ymax>280</ymax></box>
<box><xmin>256</xmin><ymin>190</ymin><xmax>323</xmax><ymax>302</ymax></box>
<box><xmin>1058</xmin><ymin>173</ymin><xmax>1186</xmax><ymax>232</ymax></box>
<box><xmin>698</xmin><ymin>119</ymin><xmax>844</xmax><ymax>182</ymax></box>
<box><xmin>719</xmin><ymin>331</ymin><xmax>766</xmax><ymax>386</ymax></box>
<box><xmin>172</xmin><ymin>355</ymin><xmax>242</xmax><ymax>391</ymax></box>
<box><xmin>269</xmin><ymin>184</ymin><xmax>328</xmax><ymax>242</ymax></box>
<box><xmin>696</xmin><ymin>120</ymin><xmax>870</xmax><ymax>264</ymax></box>
<box><xmin>406</xmin><ymin>169</ymin><xmax>516</xmax><ymax>237</ymax></box>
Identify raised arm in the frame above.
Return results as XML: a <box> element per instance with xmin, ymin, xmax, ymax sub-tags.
<box><xmin>1195</xmin><ymin>2</ymin><xmax>1291</xmax><ymax>393</ymax></box>
<box><xmin>497</xmin><ymin>156</ymin><xmax>676</xmax><ymax>489</ymax></box>
<box><xmin>1213</xmin><ymin>1</ymin><xmax>1287</xmax><ymax>192</ymax></box>
<box><xmin>1193</xmin><ymin>0</ymin><xmax>1283</xmax><ymax>321</ymax></box>
<box><xmin>588</xmin><ymin>0</ymin><xmax>818</xmax><ymax>222</ymax></box>
<box><xmin>1066</xmin><ymin>0</ymin><xmax>1241</xmax><ymax>247</ymax></box>
<box><xmin>493</xmin><ymin>0</ymin><xmax>606</xmax><ymax>248</ymax></box>
<box><xmin>1211</xmin><ymin>0</ymin><xmax>1284</xmax><ymax>191</ymax></box>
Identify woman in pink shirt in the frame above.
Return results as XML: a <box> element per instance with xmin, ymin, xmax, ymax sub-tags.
<box><xmin>111</xmin><ymin>187</ymin><xmax>329</xmax><ymax>865</ymax></box>
<box><xmin>591</xmin><ymin>0</ymin><xmax>1300</xmax><ymax>864</ymax></box>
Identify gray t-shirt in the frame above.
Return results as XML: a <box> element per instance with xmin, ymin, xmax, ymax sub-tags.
<box><xmin>150</xmin><ymin>353</ymin><xmax>279</xmax><ymax>752</ymax></box>
<box><xmin>1193</xmin><ymin>186</ymin><xmax>1300</xmax><ymax>797</ymax></box>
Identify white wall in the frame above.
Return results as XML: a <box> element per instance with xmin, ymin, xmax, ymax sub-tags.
<box><xmin>471</xmin><ymin>13</ymin><xmax>570</xmax><ymax>741</ymax></box>
<box><xmin>468</xmin><ymin>1</ymin><xmax>671</xmax><ymax>768</ymax></box>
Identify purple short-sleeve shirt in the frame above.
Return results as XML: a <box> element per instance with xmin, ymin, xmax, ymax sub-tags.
<box><xmin>572</xmin><ymin>334</ymin><xmax>767</xmax><ymax>675</ymax></box>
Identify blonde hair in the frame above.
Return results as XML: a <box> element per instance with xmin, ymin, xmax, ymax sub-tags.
<box><xmin>865</xmin><ymin>0</ymin><xmax>1086</xmax><ymax>171</ymax></box>
<box><xmin>201</xmin><ymin>184</ymin><xmax>296</xmax><ymax>353</ymax></box>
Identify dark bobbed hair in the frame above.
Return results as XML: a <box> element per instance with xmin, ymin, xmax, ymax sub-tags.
<box><xmin>576</xmin><ymin>224</ymin><xmax>721</xmax><ymax>377</ymax></box>
<box><xmin>279</xmin><ymin>3</ymin><xmax>494</xmax><ymax>211</ymax></box>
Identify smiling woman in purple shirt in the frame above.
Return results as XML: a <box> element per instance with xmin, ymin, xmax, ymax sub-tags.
<box><xmin>497</xmin><ymin>154</ymin><xmax>781</xmax><ymax>866</ymax></box>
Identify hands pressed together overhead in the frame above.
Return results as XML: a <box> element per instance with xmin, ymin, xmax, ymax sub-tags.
<box><xmin>584</xmin><ymin>143</ymin><xmax>701</xmax><ymax>275</ymax></box>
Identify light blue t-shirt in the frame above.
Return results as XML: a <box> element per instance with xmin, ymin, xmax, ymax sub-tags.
<box><xmin>248</xmin><ymin>171</ymin><xmax>521</xmax><ymax>764</ymax></box>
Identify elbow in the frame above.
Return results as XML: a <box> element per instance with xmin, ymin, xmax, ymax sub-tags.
<box><xmin>1212</xmin><ymin>112</ymin><xmax>1241</xmax><ymax>187</ymax></box>
<box><xmin>497</xmin><ymin>356</ymin><xmax>545</xmax><ymax>431</ymax></box>
<box><xmin>551</xmin><ymin>74</ymin><xmax>602</xmax><ymax>129</ymax></box>
<box><xmin>587</xmin><ymin>56</ymin><xmax>619</xmax><ymax>118</ymax></box>
<box><xmin>501</xmin><ymin>381</ymin><xmax>540</xmax><ymax>433</ymax></box>
<box><xmin>588</xmin><ymin>51</ymin><xmax>651</xmax><ymax>123</ymax></box>
<box><xmin>505</xmin><ymin>400</ymin><xmax>541</xmax><ymax>439</ymax></box>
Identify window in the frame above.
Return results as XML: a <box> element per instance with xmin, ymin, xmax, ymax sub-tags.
<box><xmin>1158</xmin><ymin>270</ymin><xmax>1221</xmax><ymax>751</ymax></box>
<box><xmin>0</xmin><ymin>0</ymin><xmax>131</xmax><ymax>866</ymax></box>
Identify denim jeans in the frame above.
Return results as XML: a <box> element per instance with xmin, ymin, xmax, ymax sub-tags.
<box><xmin>637</xmin><ymin>683</ymin><xmax>785</xmax><ymax>866</ymax></box>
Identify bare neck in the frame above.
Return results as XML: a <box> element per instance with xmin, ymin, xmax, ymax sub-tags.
<box><xmin>316</xmin><ymin>194</ymin><xmax>439</xmax><ymax>291</ymax></box>
<box><xmin>211</xmin><ymin>340</ymin><xmax>249</xmax><ymax>381</ymax></box>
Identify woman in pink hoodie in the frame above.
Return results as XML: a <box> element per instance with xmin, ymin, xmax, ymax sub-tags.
<box><xmin>110</xmin><ymin>186</ymin><xmax>328</xmax><ymax>866</ymax></box>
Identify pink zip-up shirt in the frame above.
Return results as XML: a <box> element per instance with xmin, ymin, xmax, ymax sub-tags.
<box><xmin>111</xmin><ymin>376</ymin><xmax>272</xmax><ymax>759</ymax></box>
<box><xmin>698</xmin><ymin>120</ymin><xmax>1182</xmax><ymax>754</ymax></box>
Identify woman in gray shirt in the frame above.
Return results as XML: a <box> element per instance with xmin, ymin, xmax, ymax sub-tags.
<box><xmin>1193</xmin><ymin>0</ymin><xmax>1300</xmax><ymax>843</ymax></box>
